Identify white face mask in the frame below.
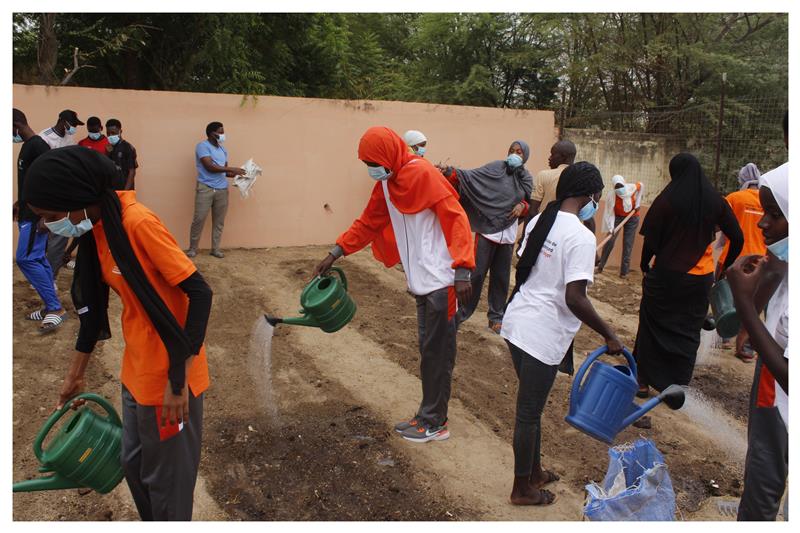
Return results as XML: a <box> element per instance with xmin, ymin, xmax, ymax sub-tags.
<box><xmin>367</xmin><ymin>166</ymin><xmax>391</xmax><ymax>181</ymax></box>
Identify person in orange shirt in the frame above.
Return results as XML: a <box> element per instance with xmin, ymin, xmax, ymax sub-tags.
<box><xmin>597</xmin><ymin>174</ymin><xmax>643</xmax><ymax>277</ymax></box>
<box><xmin>632</xmin><ymin>154</ymin><xmax>743</xmax><ymax>425</ymax></box>
<box><xmin>714</xmin><ymin>163</ymin><xmax>766</xmax><ymax>362</ymax></box>
<box><xmin>23</xmin><ymin>146</ymin><xmax>213</xmax><ymax>521</ymax></box>
<box><xmin>314</xmin><ymin>126</ymin><xmax>474</xmax><ymax>443</ymax></box>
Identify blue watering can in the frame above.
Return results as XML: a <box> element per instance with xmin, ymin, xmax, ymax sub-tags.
<box><xmin>565</xmin><ymin>346</ymin><xmax>686</xmax><ymax>444</ymax></box>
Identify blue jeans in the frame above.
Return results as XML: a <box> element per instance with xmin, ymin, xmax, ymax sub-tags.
<box><xmin>16</xmin><ymin>221</ymin><xmax>61</xmax><ymax>311</ymax></box>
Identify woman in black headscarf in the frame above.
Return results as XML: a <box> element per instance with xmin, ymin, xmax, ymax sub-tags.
<box><xmin>438</xmin><ymin>140</ymin><xmax>533</xmax><ymax>333</ymax></box>
<box><xmin>22</xmin><ymin>146</ymin><xmax>213</xmax><ymax>521</ymax></box>
<box><xmin>634</xmin><ymin>153</ymin><xmax>744</xmax><ymax>406</ymax></box>
<box><xmin>500</xmin><ymin>162</ymin><xmax>622</xmax><ymax>506</ymax></box>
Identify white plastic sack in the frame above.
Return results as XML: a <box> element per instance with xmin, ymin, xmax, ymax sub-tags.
<box><xmin>233</xmin><ymin>158</ymin><xmax>262</xmax><ymax>199</ymax></box>
<box><xmin>584</xmin><ymin>438</ymin><xmax>676</xmax><ymax>521</ymax></box>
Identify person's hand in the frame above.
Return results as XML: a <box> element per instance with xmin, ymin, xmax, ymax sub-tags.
<box><xmin>57</xmin><ymin>372</ymin><xmax>86</xmax><ymax>410</ymax></box>
<box><xmin>455</xmin><ymin>279</ymin><xmax>472</xmax><ymax>307</ymax></box>
<box><xmin>508</xmin><ymin>202</ymin><xmax>525</xmax><ymax>219</ymax></box>
<box><xmin>231</xmin><ymin>167</ymin><xmax>246</xmax><ymax>176</ymax></box>
<box><xmin>726</xmin><ymin>254</ymin><xmax>766</xmax><ymax>301</ymax></box>
<box><xmin>313</xmin><ymin>254</ymin><xmax>337</xmax><ymax>278</ymax></box>
<box><xmin>161</xmin><ymin>381</ymin><xmax>190</xmax><ymax>427</ymax></box>
<box><xmin>605</xmin><ymin>335</ymin><xmax>624</xmax><ymax>355</ymax></box>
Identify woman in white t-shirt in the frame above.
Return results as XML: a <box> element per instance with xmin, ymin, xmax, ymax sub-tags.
<box><xmin>727</xmin><ymin>162</ymin><xmax>788</xmax><ymax>521</ymax></box>
<box><xmin>501</xmin><ymin>162</ymin><xmax>623</xmax><ymax>506</ymax></box>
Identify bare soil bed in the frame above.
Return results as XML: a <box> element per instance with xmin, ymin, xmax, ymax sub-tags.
<box><xmin>12</xmin><ymin>245</ymin><xmax>755</xmax><ymax>521</ymax></box>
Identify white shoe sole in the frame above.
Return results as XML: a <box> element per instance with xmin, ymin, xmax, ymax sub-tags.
<box><xmin>401</xmin><ymin>430</ymin><xmax>450</xmax><ymax>443</ymax></box>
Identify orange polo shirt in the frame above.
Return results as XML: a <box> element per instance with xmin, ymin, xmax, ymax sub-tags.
<box><xmin>718</xmin><ymin>188</ymin><xmax>766</xmax><ymax>266</ymax></box>
<box><xmin>93</xmin><ymin>191</ymin><xmax>210</xmax><ymax>405</ymax></box>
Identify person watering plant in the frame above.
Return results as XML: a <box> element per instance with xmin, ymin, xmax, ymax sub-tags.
<box><xmin>713</xmin><ymin>162</ymin><xmax>767</xmax><ymax>362</ymax></box>
<box><xmin>437</xmin><ymin>140</ymin><xmax>532</xmax><ymax>334</ymax></box>
<box><xmin>23</xmin><ymin>146</ymin><xmax>213</xmax><ymax>521</ymax></box>
<box><xmin>632</xmin><ymin>153</ymin><xmax>743</xmax><ymax>427</ymax></box>
<box><xmin>727</xmin><ymin>160</ymin><xmax>788</xmax><ymax>522</ymax></box>
<box><xmin>313</xmin><ymin>126</ymin><xmax>474</xmax><ymax>443</ymax></box>
<box><xmin>500</xmin><ymin>161</ymin><xmax>623</xmax><ymax>506</ymax></box>
<box><xmin>403</xmin><ymin>130</ymin><xmax>427</xmax><ymax>157</ymax></box>
<box><xmin>596</xmin><ymin>174</ymin><xmax>643</xmax><ymax>278</ymax></box>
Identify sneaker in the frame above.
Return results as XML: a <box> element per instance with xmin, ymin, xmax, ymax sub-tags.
<box><xmin>394</xmin><ymin>416</ymin><xmax>421</xmax><ymax>433</ymax></box>
<box><xmin>400</xmin><ymin>421</ymin><xmax>449</xmax><ymax>443</ymax></box>
<box><xmin>210</xmin><ymin>250</ymin><xmax>225</xmax><ymax>258</ymax></box>
<box><xmin>185</xmin><ymin>249</ymin><xmax>197</xmax><ymax>258</ymax></box>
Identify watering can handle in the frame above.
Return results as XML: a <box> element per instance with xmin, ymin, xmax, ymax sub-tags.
<box><xmin>327</xmin><ymin>266</ymin><xmax>348</xmax><ymax>291</ymax></box>
<box><xmin>33</xmin><ymin>393</ymin><xmax>122</xmax><ymax>462</ymax></box>
<box><xmin>567</xmin><ymin>345</ymin><xmax>635</xmax><ymax>418</ymax></box>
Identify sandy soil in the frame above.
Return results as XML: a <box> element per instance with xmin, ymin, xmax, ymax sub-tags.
<box><xmin>12</xmin><ymin>245</ymin><xmax>758</xmax><ymax>521</ymax></box>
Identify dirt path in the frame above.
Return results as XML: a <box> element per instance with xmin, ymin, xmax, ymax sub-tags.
<box><xmin>12</xmin><ymin>245</ymin><xmax>760</xmax><ymax>521</ymax></box>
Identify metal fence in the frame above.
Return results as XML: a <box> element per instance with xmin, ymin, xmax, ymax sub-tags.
<box><xmin>560</xmin><ymin>96</ymin><xmax>788</xmax><ymax>197</ymax></box>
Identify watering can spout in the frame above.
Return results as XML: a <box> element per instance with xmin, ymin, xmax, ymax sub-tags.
<box><xmin>263</xmin><ymin>314</ymin><xmax>282</xmax><ymax>327</ymax></box>
<box><xmin>279</xmin><ymin>314</ymin><xmax>320</xmax><ymax>328</ymax></box>
<box><xmin>620</xmin><ymin>384</ymin><xmax>686</xmax><ymax>429</ymax></box>
<box><xmin>13</xmin><ymin>473</ymin><xmax>81</xmax><ymax>493</ymax></box>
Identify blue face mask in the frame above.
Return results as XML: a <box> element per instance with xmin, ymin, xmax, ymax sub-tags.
<box><xmin>13</xmin><ymin>133</ymin><xmax>23</xmax><ymax>143</ymax></box>
<box><xmin>216</xmin><ymin>133</ymin><xmax>226</xmax><ymax>143</ymax></box>
<box><xmin>367</xmin><ymin>166</ymin><xmax>391</xmax><ymax>181</ymax></box>
<box><xmin>415</xmin><ymin>146</ymin><xmax>426</xmax><ymax>157</ymax></box>
<box><xmin>108</xmin><ymin>134</ymin><xmax>121</xmax><ymax>145</ymax></box>
<box><xmin>767</xmin><ymin>236</ymin><xmax>788</xmax><ymax>262</ymax></box>
<box><xmin>578</xmin><ymin>198</ymin><xmax>599</xmax><ymax>221</ymax></box>
<box><xmin>66</xmin><ymin>125</ymin><xmax>77</xmax><ymax>136</ymax></box>
<box><xmin>88</xmin><ymin>132</ymin><xmax>102</xmax><ymax>141</ymax></box>
<box><xmin>45</xmin><ymin>209</ymin><xmax>94</xmax><ymax>238</ymax></box>
<box><xmin>506</xmin><ymin>153</ymin><xmax>523</xmax><ymax>168</ymax></box>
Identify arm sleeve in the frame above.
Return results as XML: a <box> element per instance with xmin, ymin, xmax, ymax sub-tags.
<box><xmin>132</xmin><ymin>215</ymin><xmax>198</xmax><ymax>286</ymax></box>
<box><xmin>532</xmin><ymin>174</ymin><xmax>544</xmax><ymax>202</ymax></box>
<box><xmin>177</xmin><ymin>271</ymin><xmax>213</xmax><ymax>356</ymax></box>
<box><xmin>335</xmin><ymin>184</ymin><xmax>392</xmax><ymax>255</ymax></box>
<box><xmin>432</xmin><ymin>195</ymin><xmax>476</xmax><ymax>270</ymax></box>
<box><xmin>564</xmin><ymin>237</ymin><xmax>597</xmax><ymax>285</ymax></box>
<box><xmin>719</xmin><ymin>201</ymin><xmax>744</xmax><ymax>270</ymax></box>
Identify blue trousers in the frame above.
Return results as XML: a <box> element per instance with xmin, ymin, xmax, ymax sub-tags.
<box><xmin>16</xmin><ymin>221</ymin><xmax>61</xmax><ymax>311</ymax></box>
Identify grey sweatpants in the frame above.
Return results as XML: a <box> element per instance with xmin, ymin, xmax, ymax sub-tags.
<box><xmin>121</xmin><ymin>385</ymin><xmax>204</xmax><ymax>521</ymax></box>
<box><xmin>416</xmin><ymin>287</ymin><xmax>457</xmax><ymax>427</ymax></box>
<box><xmin>46</xmin><ymin>233</ymin><xmax>69</xmax><ymax>280</ymax></box>
<box><xmin>738</xmin><ymin>360</ymin><xmax>788</xmax><ymax>521</ymax></box>
<box><xmin>189</xmin><ymin>183</ymin><xmax>229</xmax><ymax>252</ymax></box>
<box><xmin>597</xmin><ymin>214</ymin><xmax>640</xmax><ymax>275</ymax></box>
<box><xmin>456</xmin><ymin>234</ymin><xmax>513</xmax><ymax>326</ymax></box>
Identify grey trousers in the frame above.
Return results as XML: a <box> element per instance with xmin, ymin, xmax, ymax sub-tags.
<box><xmin>189</xmin><ymin>183</ymin><xmax>229</xmax><ymax>252</ymax></box>
<box><xmin>597</xmin><ymin>215</ymin><xmax>640</xmax><ymax>275</ymax></box>
<box><xmin>46</xmin><ymin>233</ymin><xmax>69</xmax><ymax>280</ymax></box>
<box><xmin>456</xmin><ymin>235</ymin><xmax>513</xmax><ymax>326</ymax></box>
<box><xmin>738</xmin><ymin>360</ymin><xmax>788</xmax><ymax>521</ymax></box>
<box><xmin>121</xmin><ymin>385</ymin><xmax>204</xmax><ymax>521</ymax></box>
<box><xmin>415</xmin><ymin>287</ymin><xmax>457</xmax><ymax>427</ymax></box>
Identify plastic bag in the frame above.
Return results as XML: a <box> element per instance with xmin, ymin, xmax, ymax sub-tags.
<box><xmin>584</xmin><ymin>438</ymin><xmax>676</xmax><ymax>521</ymax></box>
<box><xmin>233</xmin><ymin>158</ymin><xmax>262</xmax><ymax>199</ymax></box>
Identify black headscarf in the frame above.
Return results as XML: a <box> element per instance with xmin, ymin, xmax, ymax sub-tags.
<box><xmin>639</xmin><ymin>153</ymin><xmax>725</xmax><ymax>273</ymax></box>
<box><xmin>23</xmin><ymin>146</ymin><xmax>192</xmax><ymax>391</ymax></box>
<box><xmin>509</xmin><ymin>161</ymin><xmax>604</xmax><ymax>301</ymax></box>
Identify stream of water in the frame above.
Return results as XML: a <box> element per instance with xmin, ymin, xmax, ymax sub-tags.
<box><xmin>249</xmin><ymin>317</ymin><xmax>279</xmax><ymax>424</ymax></box>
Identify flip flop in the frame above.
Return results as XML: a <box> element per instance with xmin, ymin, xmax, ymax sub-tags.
<box><xmin>39</xmin><ymin>312</ymin><xmax>66</xmax><ymax>334</ymax></box>
<box><xmin>735</xmin><ymin>351</ymin><xmax>755</xmax><ymax>363</ymax></box>
<box><xmin>26</xmin><ymin>309</ymin><xmax>45</xmax><ymax>321</ymax></box>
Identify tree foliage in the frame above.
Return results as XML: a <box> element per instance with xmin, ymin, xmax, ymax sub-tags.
<box><xmin>13</xmin><ymin>12</ymin><xmax>787</xmax><ymax>116</ymax></box>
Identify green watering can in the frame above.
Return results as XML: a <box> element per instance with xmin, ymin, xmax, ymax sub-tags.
<box><xmin>265</xmin><ymin>266</ymin><xmax>356</xmax><ymax>333</ymax></box>
<box><xmin>710</xmin><ymin>279</ymin><xmax>740</xmax><ymax>339</ymax></box>
<box><xmin>13</xmin><ymin>393</ymin><xmax>124</xmax><ymax>494</ymax></box>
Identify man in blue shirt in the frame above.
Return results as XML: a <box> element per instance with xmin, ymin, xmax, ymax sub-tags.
<box><xmin>186</xmin><ymin>122</ymin><xmax>245</xmax><ymax>258</ymax></box>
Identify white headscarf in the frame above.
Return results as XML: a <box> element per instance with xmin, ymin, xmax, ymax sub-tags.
<box><xmin>759</xmin><ymin>162</ymin><xmax>789</xmax><ymax>218</ymax></box>
<box><xmin>612</xmin><ymin>174</ymin><xmax>637</xmax><ymax>212</ymax></box>
<box><xmin>403</xmin><ymin>130</ymin><xmax>426</xmax><ymax>147</ymax></box>
<box><xmin>738</xmin><ymin>163</ymin><xmax>761</xmax><ymax>190</ymax></box>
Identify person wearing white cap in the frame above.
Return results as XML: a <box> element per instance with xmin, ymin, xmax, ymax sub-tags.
<box><xmin>403</xmin><ymin>130</ymin><xmax>428</xmax><ymax>157</ymax></box>
<box><xmin>596</xmin><ymin>174</ymin><xmax>643</xmax><ymax>277</ymax></box>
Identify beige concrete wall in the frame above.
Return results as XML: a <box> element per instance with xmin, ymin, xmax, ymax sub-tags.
<box><xmin>13</xmin><ymin>84</ymin><xmax>556</xmax><ymax>250</ymax></box>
